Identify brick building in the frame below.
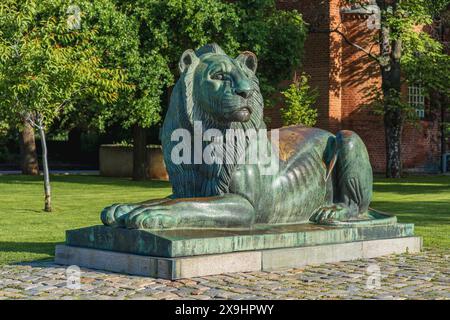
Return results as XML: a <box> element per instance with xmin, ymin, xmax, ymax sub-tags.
<box><xmin>267</xmin><ymin>0</ymin><xmax>445</xmax><ymax>173</ymax></box>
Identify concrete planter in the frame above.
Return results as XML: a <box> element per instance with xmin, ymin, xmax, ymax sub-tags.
<box><xmin>99</xmin><ymin>144</ymin><xmax>168</xmax><ymax>180</ymax></box>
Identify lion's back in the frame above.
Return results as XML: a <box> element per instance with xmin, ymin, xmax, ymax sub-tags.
<box><xmin>272</xmin><ymin>125</ymin><xmax>334</xmax><ymax>163</ymax></box>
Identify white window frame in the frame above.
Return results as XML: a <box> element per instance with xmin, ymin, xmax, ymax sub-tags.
<box><xmin>408</xmin><ymin>84</ymin><xmax>425</xmax><ymax>119</ymax></box>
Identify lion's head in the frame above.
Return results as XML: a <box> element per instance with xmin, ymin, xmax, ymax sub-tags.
<box><xmin>173</xmin><ymin>43</ymin><xmax>264</xmax><ymax>130</ymax></box>
<box><xmin>161</xmin><ymin>44</ymin><xmax>266</xmax><ymax>198</ymax></box>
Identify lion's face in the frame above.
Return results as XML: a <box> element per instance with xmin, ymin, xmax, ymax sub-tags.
<box><xmin>178</xmin><ymin>46</ymin><xmax>261</xmax><ymax>126</ymax></box>
<box><xmin>193</xmin><ymin>54</ymin><xmax>255</xmax><ymax>123</ymax></box>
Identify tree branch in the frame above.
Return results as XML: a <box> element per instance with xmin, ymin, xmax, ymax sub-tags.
<box><xmin>311</xmin><ymin>23</ymin><xmax>383</xmax><ymax>65</ymax></box>
<box><xmin>54</xmin><ymin>86</ymin><xmax>86</xmax><ymax>114</ymax></box>
<box><xmin>23</xmin><ymin>112</ymin><xmax>40</xmax><ymax>130</ymax></box>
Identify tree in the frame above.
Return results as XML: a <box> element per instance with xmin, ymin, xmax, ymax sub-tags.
<box><xmin>319</xmin><ymin>0</ymin><xmax>450</xmax><ymax>177</ymax></box>
<box><xmin>108</xmin><ymin>0</ymin><xmax>306</xmax><ymax>179</ymax></box>
<box><xmin>233</xmin><ymin>0</ymin><xmax>307</xmax><ymax>106</ymax></box>
<box><xmin>51</xmin><ymin>0</ymin><xmax>146</xmax><ymax>180</ymax></box>
<box><xmin>280</xmin><ymin>72</ymin><xmax>318</xmax><ymax>127</ymax></box>
<box><xmin>419</xmin><ymin>1</ymin><xmax>450</xmax><ymax>171</ymax></box>
<box><xmin>0</xmin><ymin>0</ymin><xmax>132</xmax><ymax>211</ymax></box>
<box><xmin>112</xmin><ymin>0</ymin><xmax>307</xmax><ymax>180</ymax></box>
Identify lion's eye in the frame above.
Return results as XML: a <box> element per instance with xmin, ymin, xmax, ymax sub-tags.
<box><xmin>212</xmin><ymin>73</ymin><xmax>230</xmax><ymax>81</ymax></box>
<box><xmin>212</xmin><ymin>73</ymin><xmax>224</xmax><ymax>80</ymax></box>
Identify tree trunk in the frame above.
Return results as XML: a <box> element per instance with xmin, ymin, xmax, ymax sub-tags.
<box><xmin>19</xmin><ymin>120</ymin><xmax>39</xmax><ymax>175</ymax></box>
<box><xmin>384</xmin><ymin>108</ymin><xmax>403</xmax><ymax>178</ymax></box>
<box><xmin>132</xmin><ymin>124</ymin><xmax>147</xmax><ymax>181</ymax></box>
<box><xmin>381</xmin><ymin>57</ymin><xmax>403</xmax><ymax>178</ymax></box>
<box><xmin>379</xmin><ymin>3</ymin><xmax>403</xmax><ymax>178</ymax></box>
<box><xmin>38</xmin><ymin>126</ymin><xmax>52</xmax><ymax>212</ymax></box>
<box><xmin>382</xmin><ymin>63</ymin><xmax>403</xmax><ymax>178</ymax></box>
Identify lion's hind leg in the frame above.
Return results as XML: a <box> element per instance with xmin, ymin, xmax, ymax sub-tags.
<box><xmin>311</xmin><ymin>130</ymin><xmax>373</xmax><ymax>224</ymax></box>
<box><xmin>333</xmin><ymin>130</ymin><xmax>373</xmax><ymax>215</ymax></box>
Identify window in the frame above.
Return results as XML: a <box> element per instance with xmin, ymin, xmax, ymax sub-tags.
<box><xmin>408</xmin><ymin>84</ymin><xmax>425</xmax><ymax>119</ymax></box>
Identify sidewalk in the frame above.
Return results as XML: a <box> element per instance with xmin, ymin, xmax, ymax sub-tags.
<box><xmin>0</xmin><ymin>249</ymin><xmax>448</xmax><ymax>300</ymax></box>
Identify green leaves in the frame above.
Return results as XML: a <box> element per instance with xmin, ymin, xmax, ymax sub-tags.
<box><xmin>401</xmin><ymin>25</ymin><xmax>450</xmax><ymax>97</ymax></box>
<box><xmin>347</xmin><ymin>0</ymin><xmax>449</xmax><ymax>115</ymax></box>
<box><xmin>1</xmin><ymin>0</ymin><xmax>308</xmax><ymax>133</ymax></box>
<box><xmin>0</xmin><ymin>0</ymin><xmax>131</xmax><ymax>130</ymax></box>
<box><xmin>114</xmin><ymin>0</ymin><xmax>307</xmax><ymax>125</ymax></box>
<box><xmin>280</xmin><ymin>73</ymin><xmax>318</xmax><ymax>127</ymax></box>
<box><xmin>234</xmin><ymin>2</ymin><xmax>306</xmax><ymax>106</ymax></box>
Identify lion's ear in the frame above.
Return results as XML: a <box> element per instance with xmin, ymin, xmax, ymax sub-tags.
<box><xmin>179</xmin><ymin>49</ymin><xmax>198</xmax><ymax>73</ymax></box>
<box><xmin>236</xmin><ymin>51</ymin><xmax>258</xmax><ymax>73</ymax></box>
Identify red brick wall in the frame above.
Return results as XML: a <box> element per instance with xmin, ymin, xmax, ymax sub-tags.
<box><xmin>402</xmin><ymin>121</ymin><xmax>442</xmax><ymax>172</ymax></box>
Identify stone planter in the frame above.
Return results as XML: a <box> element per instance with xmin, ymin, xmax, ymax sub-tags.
<box><xmin>99</xmin><ymin>144</ymin><xmax>168</xmax><ymax>180</ymax></box>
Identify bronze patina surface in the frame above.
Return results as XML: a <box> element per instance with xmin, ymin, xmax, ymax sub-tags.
<box><xmin>99</xmin><ymin>43</ymin><xmax>395</xmax><ymax>230</ymax></box>
<box><xmin>67</xmin><ymin>208</ymin><xmax>412</xmax><ymax>258</ymax></box>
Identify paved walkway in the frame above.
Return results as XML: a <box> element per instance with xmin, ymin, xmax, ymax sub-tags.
<box><xmin>0</xmin><ymin>249</ymin><xmax>448</xmax><ymax>300</ymax></box>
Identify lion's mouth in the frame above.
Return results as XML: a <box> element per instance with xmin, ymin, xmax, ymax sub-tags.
<box><xmin>224</xmin><ymin>107</ymin><xmax>252</xmax><ymax>122</ymax></box>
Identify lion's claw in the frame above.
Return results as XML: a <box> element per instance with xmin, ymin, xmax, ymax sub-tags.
<box><xmin>100</xmin><ymin>203</ymin><xmax>139</xmax><ymax>227</ymax></box>
<box><xmin>125</xmin><ymin>206</ymin><xmax>178</xmax><ymax>229</ymax></box>
<box><xmin>310</xmin><ymin>204</ymin><xmax>350</xmax><ymax>224</ymax></box>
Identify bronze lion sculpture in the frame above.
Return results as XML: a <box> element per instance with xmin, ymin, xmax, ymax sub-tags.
<box><xmin>101</xmin><ymin>44</ymin><xmax>394</xmax><ymax>230</ymax></box>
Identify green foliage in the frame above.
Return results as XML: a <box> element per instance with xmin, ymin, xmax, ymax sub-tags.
<box><xmin>280</xmin><ymin>73</ymin><xmax>318</xmax><ymax>127</ymax></box>
<box><xmin>390</xmin><ymin>0</ymin><xmax>450</xmax><ymax>98</ymax></box>
<box><xmin>0</xmin><ymin>0</ymin><xmax>307</xmax><ymax>132</ymax></box>
<box><xmin>402</xmin><ymin>32</ymin><xmax>450</xmax><ymax>97</ymax></box>
<box><xmin>111</xmin><ymin>0</ymin><xmax>241</xmax><ymax>129</ymax></box>
<box><xmin>234</xmin><ymin>1</ymin><xmax>307</xmax><ymax>106</ymax></box>
<box><xmin>0</xmin><ymin>121</ymin><xmax>8</xmax><ymax>137</ymax></box>
<box><xmin>0</xmin><ymin>0</ymin><xmax>132</xmax><ymax>130</ymax></box>
<box><xmin>59</xmin><ymin>0</ymin><xmax>143</xmax><ymax>131</ymax></box>
<box><xmin>349</xmin><ymin>0</ymin><xmax>450</xmax><ymax>114</ymax></box>
<box><xmin>113</xmin><ymin>0</ymin><xmax>307</xmax><ymax>128</ymax></box>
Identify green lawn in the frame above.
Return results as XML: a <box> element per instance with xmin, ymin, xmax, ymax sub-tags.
<box><xmin>0</xmin><ymin>174</ymin><xmax>448</xmax><ymax>265</ymax></box>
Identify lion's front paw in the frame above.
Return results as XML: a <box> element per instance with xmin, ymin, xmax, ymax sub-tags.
<box><xmin>124</xmin><ymin>206</ymin><xmax>179</xmax><ymax>230</ymax></box>
<box><xmin>100</xmin><ymin>203</ymin><xmax>140</xmax><ymax>227</ymax></box>
<box><xmin>310</xmin><ymin>204</ymin><xmax>350</xmax><ymax>224</ymax></box>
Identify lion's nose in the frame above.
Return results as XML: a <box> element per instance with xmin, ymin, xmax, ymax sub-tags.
<box><xmin>235</xmin><ymin>80</ymin><xmax>252</xmax><ymax>99</ymax></box>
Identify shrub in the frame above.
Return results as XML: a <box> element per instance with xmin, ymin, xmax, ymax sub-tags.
<box><xmin>280</xmin><ymin>73</ymin><xmax>318</xmax><ymax>127</ymax></box>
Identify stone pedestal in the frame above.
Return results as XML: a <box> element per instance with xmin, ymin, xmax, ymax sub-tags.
<box><xmin>55</xmin><ymin>222</ymin><xmax>421</xmax><ymax>279</ymax></box>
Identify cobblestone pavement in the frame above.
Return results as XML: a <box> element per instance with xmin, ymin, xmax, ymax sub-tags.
<box><xmin>0</xmin><ymin>249</ymin><xmax>448</xmax><ymax>300</ymax></box>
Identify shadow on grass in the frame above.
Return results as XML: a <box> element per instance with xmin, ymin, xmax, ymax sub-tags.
<box><xmin>374</xmin><ymin>183</ymin><xmax>450</xmax><ymax>195</ymax></box>
<box><xmin>0</xmin><ymin>174</ymin><xmax>172</xmax><ymax>188</ymax></box>
<box><xmin>370</xmin><ymin>200</ymin><xmax>450</xmax><ymax>226</ymax></box>
<box><xmin>0</xmin><ymin>241</ymin><xmax>60</xmax><ymax>256</ymax></box>
<box><xmin>373</xmin><ymin>176</ymin><xmax>450</xmax><ymax>196</ymax></box>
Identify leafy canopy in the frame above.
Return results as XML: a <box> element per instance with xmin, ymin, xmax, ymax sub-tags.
<box><xmin>0</xmin><ymin>0</ymin><xmax>132</xmax><ymax>130</ymax></box>
<box><xmin>0</xmin><ymin>0</ymin><xmax>308</xmax><ymax>132</ymax></box>
<box><xmin>112</xmin><ymin>0</ymin><xmax>307</xmax><ymax>130</ymax></box>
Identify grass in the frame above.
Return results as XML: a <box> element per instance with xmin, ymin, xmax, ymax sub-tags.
<box><xmin>0</xmin><ymin>175</ymin><xmax>171</xmax><ymax>266</ymax></box>
<box><xmin>0</xmin><ymin>174</ymin><xmax>448</xmax><ymax>265</ymax></box>
<box><xmin>371</xmin><ymin>175</ymin><xmax>450</xmax><ymax>249</ymax></box>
